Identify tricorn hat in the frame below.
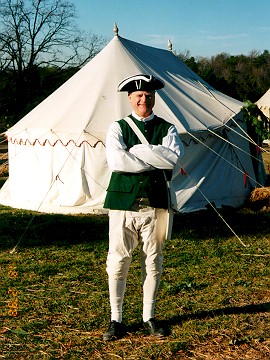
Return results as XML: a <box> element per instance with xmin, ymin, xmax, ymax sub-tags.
<box><xmin>117</xmin><ymin>74</ymin><xmax>164</xmax><ymax>92</ymax></box>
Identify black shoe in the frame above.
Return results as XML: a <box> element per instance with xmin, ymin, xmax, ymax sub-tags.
<box><xmin>103</xmin><ymin>321</ymin><xmax>124</xmax><ymax>341</ymax></box>
<box><xmin>143</xmin><ymin>318</ymin><xmax>166</xmax><ymax>337</ymax></box>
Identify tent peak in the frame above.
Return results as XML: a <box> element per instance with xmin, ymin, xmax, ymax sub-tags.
<box><xmin>113</xmin><ymin>22</ymin><xmax>119</xmax><ymax>37</ymax></box>
<box><xmin>168</xmin><ymin>38</ymin><xmax>173</xmax><ymax>52</ymax></box>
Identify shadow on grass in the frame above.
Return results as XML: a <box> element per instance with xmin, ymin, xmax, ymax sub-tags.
<box><xmin>0</xmin><ymin>206</ymin><xmax>109</xmax><ymax>250</ymax></box>
<box><xmin>0</xmin><ymin>205</ymin><xmax>269</xmax><ymax>250</ymax></box>
<box><xmin>169</xmin><ymin>301</ymin><xmax>270</xmax><ymax>325</ymax></box>
<box><xmin>172</xmin><ymin>208</ymin><xmax>270</xmax><ymax>240</ymax></box>
<box><xmin>123</xmin><ymin>302</ymin><xmax>270</xmax><ymax>336</ymax></box>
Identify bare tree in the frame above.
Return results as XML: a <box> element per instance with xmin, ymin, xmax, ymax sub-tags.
<box><xmin>0</xmin><ymin>0</ymin><xmax>107</xmax><ymax>71</ymax></box>
<box><xmin>0</xmin><ymin>0</ymin><xmax>107</xmax><ymax>123</ymax></box>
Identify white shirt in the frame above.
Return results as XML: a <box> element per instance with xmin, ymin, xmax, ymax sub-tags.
<box><xmin>106</xmin><ymin>111</ymin><xmax>184</xmax><ymax>173</ymax></box>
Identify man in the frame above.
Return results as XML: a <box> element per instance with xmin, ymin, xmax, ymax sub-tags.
<box><xmin>103</xmin><ymin>74</ymin><xmax>184</xmax><ymax>341</ymax></box>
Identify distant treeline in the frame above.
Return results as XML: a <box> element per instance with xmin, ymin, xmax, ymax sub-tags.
<box><xmin>0</xmin><ymin>50</ymin><xmax>270</xmax><ymax>128</ymax></box>
<box><xmin>0</xmin><ymin>66</ymin><xmax>79</xmax><ymax>128</ymax></box>
<box><xmin>178</xmin><ymin>49</ymin><xmax>270</xmax><ymax>103</ymax></box>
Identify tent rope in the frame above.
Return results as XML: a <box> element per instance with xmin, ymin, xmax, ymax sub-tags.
<box><xmin>49</xmin><ymin>130</ymin><xmax>108</xmax><ymax>191</ymax></box>
<box><xmin>176</xmin><ymin>166</ymin><xmax>248</xmax><ymax>247</ymax></box>
<box><xmin>6</xmin><ymin>120</ymin><xmax>265</xmax><ymax>253</ymax></box>
<box><xmin>9</xmin><ymin>130</ymin><xmax>108</xmax><ymax>253</ymax></box>
<box><xmin>4</xmin><ymin>87</ymin><xmax>267</xmax><ymax>252</ymax></box>
<box><xmin>207</xmin><ymin>128</ymin><xmax>265</xmax><ymax>168</ymax></box>
<box><xmin>199</xmin><ymin>81</ymin><xmax>268</xmax><ymax>151</ymax></box>
<box><xmin>5</xmin><ymin>129</ymin><xmax>107</xmax><ymax>190</ymax></box>
<box><xmin>186</xmin><ymin>130</ymin><xmax>261</xmax><ymax>187</ymax></box>
<box><xmin>199</xmin><ymin>82</ymin><xmax>270</xmax><ymax>173</ymax></box>
<box><xmin>222</xmin><ymin>120</ymin><xmax>270</xmax><ymax>157</ymax></box>
<box><xmin>10</xmin><ymin>215</ymin><xmax>37</xmax><ymax>254</ymax></box>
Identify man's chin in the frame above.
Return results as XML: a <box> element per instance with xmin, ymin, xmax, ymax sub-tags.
<box><xmin>137</xmin><ymin>110</ymin><xmax>151</xmax><ymax>118</ymax></box>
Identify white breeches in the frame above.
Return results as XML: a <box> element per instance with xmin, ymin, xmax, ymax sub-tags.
<box><xmin>106</xmin><ymin>207</ymin><xmax>168</xmax><ymax>322</ymax></box>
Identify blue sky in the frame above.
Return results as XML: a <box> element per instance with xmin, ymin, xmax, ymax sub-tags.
<box><xmin>73</xmin><ymin>0</ymin><xmax>270</xmax><ymax>58</ymax></box>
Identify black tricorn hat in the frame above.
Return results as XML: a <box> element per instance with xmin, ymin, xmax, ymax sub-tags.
<box><xmin>117</xmin><ymin>74</ymin><xmax>164</xmax><ymax>93</ymax></box>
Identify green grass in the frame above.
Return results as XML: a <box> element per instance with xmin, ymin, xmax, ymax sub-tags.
<box><xmin>0</xmin><ymin>205</ymin><xmax>270</xmax><ymax>359</ymax></box>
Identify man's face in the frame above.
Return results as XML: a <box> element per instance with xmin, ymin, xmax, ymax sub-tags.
<box><xmin>128</xmin><ymin>90</ymin><xmax>155</xmax><ymax>118</ymax></box>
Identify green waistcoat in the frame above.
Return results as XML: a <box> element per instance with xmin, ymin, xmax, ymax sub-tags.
<box><xmin>104</xmin><ymin>115</ymin><xmax>172</xmax><ymax>210</ymax></box>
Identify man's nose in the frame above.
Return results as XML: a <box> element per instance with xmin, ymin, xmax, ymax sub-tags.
<box><xmin>141</xmin><ymin>94</ymin><xmax>150</xmax><ymax>102</ymax></box>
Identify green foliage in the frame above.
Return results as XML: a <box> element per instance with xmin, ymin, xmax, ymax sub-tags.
<box><xmin>179</xmin><ymin>50</ymin><xmax>270</xmax><ymax>102</ymax></box>
<box><xmin>242</xmin><ymin>100</ymin><xmax>270</xmax><ymax>140</ymax></box>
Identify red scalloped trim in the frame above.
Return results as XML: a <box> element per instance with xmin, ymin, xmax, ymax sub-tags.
<box><xmin>7</xmin><ymin>138</ymin><xmax>105</xmax><ymax>148</ymax></box>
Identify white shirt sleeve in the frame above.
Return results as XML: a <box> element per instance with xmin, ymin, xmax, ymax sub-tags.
<box><xmin>129</xmin><ymin>125</ymin><xmax>184</xmax><ymax>169</ymax></box>
<box><xmin>106</xmin><ymin>122</ymin><xmax>154</xmax><ymax>173</ymax></box>
<box><xmin>106</xmin><ymin>122</ymin><xmax>184</xmax><ymax>173</ymax></box>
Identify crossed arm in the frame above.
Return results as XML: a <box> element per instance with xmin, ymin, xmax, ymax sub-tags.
<box><xmin>106</xmin><ymin>122</ymin><xmax>184</xmax><ymax>173</ymax></box>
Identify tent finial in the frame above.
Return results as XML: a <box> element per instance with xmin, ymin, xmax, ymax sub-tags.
<box><xmin>168</xmin><ymin>38</ymin><xmax>173</xmax><ymax>52</ymax></box>
<box><xmin>114</xmin><ymin>22</ymin><xmax>119</xmax><ymax>37</ymax></box>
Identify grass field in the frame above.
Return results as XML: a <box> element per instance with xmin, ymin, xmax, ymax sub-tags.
<box><xmin>0</xmin><ymin>205</ymin><xmax>269</xmax><ymax>359</ymax></box>
<box><xmin>0</xmin><ymin>147</ymin><xmax>270</xmax><ymax>359</ymax></box>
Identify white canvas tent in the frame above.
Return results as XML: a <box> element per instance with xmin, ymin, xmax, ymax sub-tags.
<box><xmin>0</xmin><ymin>30</ymin><xmax>266</xmax><ymax>214</ymax></box>
<box><xmin>256</xmin><ymin>88</ymin><xmax>270</xmax><ymax>146</ymax></box>
<box><xmin>256</xmin><ymin>88</ymin><xmax>270</xmax><ymax>119</ymax></box>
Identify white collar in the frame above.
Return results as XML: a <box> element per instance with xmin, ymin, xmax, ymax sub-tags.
<box><xmin>132</xmin><ymin>111</ymin><xmax>154</xmax><ymax>122</ymax></box>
